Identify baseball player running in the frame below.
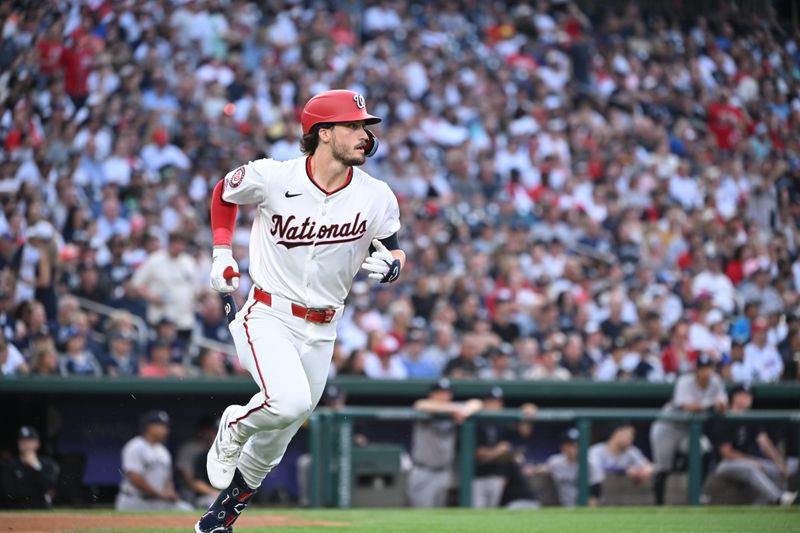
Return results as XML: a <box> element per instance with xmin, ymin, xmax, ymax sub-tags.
<box><xmin>195</xmin><ymin>90</ymin><xmax>404</xmax><ymax>533</ymax></box>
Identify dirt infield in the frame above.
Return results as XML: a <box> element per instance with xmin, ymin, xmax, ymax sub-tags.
<box><xmin>3</xmin><ymin>512</ymin><xmax>347</xmax><ymax>532</ymax></box>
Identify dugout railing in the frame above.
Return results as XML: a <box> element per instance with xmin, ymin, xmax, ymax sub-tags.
<box><xmin>307</xmin><ymin>407</ymin><xmax>800</xmax><ymax>508</ymax></box>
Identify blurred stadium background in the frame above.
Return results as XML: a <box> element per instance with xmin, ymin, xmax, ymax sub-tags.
<box><xmin>0</xmin><ymin>0</ymin><xmax>799</xmax><ymax>524</ymax></box>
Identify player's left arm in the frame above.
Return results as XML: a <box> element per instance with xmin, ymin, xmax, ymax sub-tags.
<box><xmin>361</xmin><ymin>189</ymin><xmax>405</xmax><ymax>283</ymax></box>
<box><xmin>361</xmin><ymin>235</ymin><xmax>405</xmax><ymax>283</ymax></box>
<box><xmin>755</xmin><ymin>430</ymin><xmax>788</xmax><ymax>476</ymax></box>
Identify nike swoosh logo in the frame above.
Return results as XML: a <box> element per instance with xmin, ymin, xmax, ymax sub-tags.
<box><xmin>285</xmin><ymin>191</ymin><xmax>302</xmax><ymax>198</ymax></box>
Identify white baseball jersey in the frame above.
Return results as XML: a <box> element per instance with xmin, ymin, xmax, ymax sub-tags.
<box><xmin>222</xmin><ymin>156</ymin><xmax>400</xmax><ymax>308</ymax></box>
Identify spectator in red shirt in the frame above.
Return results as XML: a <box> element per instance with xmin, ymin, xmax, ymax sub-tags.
<box><xmin>35</xmin><ymin>24</ymin><xmax>65</xmax><ymax>79</ymax></box>
<box><xmin>140</xmin><ymin>340</ymin><xmax>186</xmax><ymax>378</ymax></box>
<box><xmin>661</xmin><ymin>320</ymin><xmax>695</xmax><ymax>377</ymax></box>
<box><xmin>707</xmin><ymin>89</ymin><xmax>745</xmax><ymax>152</ymax></box>
<box><xmin>3</xmin><ymin>101</ymin><xmax>43</xmax><ymax>153</ymax></box>
<box><xmin>59</xmin><ymin>30</ymin><xmax>95</xmax><ymax>109</ymax></box>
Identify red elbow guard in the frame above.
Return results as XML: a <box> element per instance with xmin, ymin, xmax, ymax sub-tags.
<box><xmin>211</xmin><ymin>180</ymin><xmax>238</xmax><ymax>247</ymax></box>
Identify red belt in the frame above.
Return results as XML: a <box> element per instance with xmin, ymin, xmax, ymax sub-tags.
<box><xmin>253</xmin><ymin>287</ymin><xmax>336</xmax><ymax>324</ymax></box>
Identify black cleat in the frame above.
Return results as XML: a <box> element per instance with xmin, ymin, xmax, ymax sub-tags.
<box><xmin>195</xmin><ymin>469</ymin><xmax>257</xmax><ymax>533</ymax></box>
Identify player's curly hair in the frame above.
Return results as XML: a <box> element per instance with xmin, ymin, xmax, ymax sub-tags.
<box><xmin>299</xmin><ymin>123</ymin><xmax>332</xmax><ymax>155</ymax></box>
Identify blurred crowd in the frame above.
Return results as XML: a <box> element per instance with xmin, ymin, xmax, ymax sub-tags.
<box><xmin>0</xmin><ymin>0</ymin><xmax>799</xmax><ymax>383</ymax></box>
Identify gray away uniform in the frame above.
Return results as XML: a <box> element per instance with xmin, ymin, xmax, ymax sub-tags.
<box><xmin>407</xmin><ymin>419</ymin><xmax>456</xmax><ymax>507</ymax></box>
<box><xmin>649</xmin><ymin>373</ymin><xmax>727</xmax><ymax>473</ymax></box>
<box><xmin>589</xmin><ymin>443</ymin><xmax>649</xmax><ymax>482</ymax></box>
<box><xmin>547</xmin><ymin>453</ymin><xmax>603</xmax><ymax>506</ymax></box>
<box><xmin>115</xmin><ymin>436</ymin><xmax>192</xmax><ymax>511</ymax></box>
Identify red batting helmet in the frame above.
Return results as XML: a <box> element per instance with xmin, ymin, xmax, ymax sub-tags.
<box><xmin>300</xmin><ymin>90</ymin><xmax>381</xmax><ymax>135</ymax></box>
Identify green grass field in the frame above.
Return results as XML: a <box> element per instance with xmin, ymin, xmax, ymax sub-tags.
<box><xmin>269</xmin><ymin>508</ymin><xmax>800</xmax><ymax>533</ymax></box>
<box><xmin>4</xmin><ymin>507</ymin><xmax>799</xmax><ymax>533</ymax></box>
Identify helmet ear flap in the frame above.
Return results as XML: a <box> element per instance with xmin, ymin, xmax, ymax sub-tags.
<box><xmin>364</xmin><ymin>128</ymin><xmax>379</xmax><ymax>157</ymax></box>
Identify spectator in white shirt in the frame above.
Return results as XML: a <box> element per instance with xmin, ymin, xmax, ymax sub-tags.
<box><xmin>101</xmin><ymin>135</ymin><xmax>138</xmax><ymax>188</ymax></box>
<box><xmin>743</xmin><ymin>319</ymin><xmax>784</xmax><ymax>383</ymax></box>
<box><xmin>668</xmin><ymin>160</ymin><xmax>703</xmax><ymax>211</ymax></box>
<box><xmin>738</xmin><ymin>265</ymin><xmax>784</xmax><ymax>316</ymax></box>
<box><xmin>363</xmin><ymin>331</ymin><xmax>408</xmax><ymax>379</ymax></box>
<box><xmin>689</xmin><ymin>307</ymin><xmax>716</xmax><ymax>356</ymax></box>
<box><xmin>725</xmin><ymin>340</ymin><xmax>751</xmax><ymax>383</ymax></box>
<box><xmin>130</xmin><ymin>231</ymin><xmax>198</xmax><ymax>334</ymax></box>
<box><xmin>96</xmin><ymin>197</ymin><xmax>131</xmax><ymax>243</ymax></box>
<box><xmin>691</xmin><ymin>256</ymin><xmax>736</xmax><ymax>314</ymax></box>
<box><xmin>139</xmin><ymin>128</ymin><xmax>190</xmax><ymax>174</ymax></box>
<box><xmin>594</xmin><ymin>337</ymin><xmax>628</xmax><ymax>381</ymax></box>
<box><xmin>714</xmin><ymin>159</ymin><xmax>750</xmax><ymax>219</ymax></box>
<box><xmin>363</xmin><ymin>1</ymin><xmax>403</xmax><ymax>35</ymax></box>
<box><xmin>690</xmin><ymin>308</ymin><xmax>730</xmax><ymax>362</ymax></box>
<box><xmin>0</xmin><ymin>336</ymin><xmax>29</xmax><ymax>376</ymax></box>
<box><xmin>73</xmin><ymin>114</ymin><xmax>113</xmax><ymax>161</ymax></box>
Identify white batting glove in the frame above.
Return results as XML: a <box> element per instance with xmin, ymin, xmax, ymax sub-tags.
<box><xmin>361</xmin><ymin>239</ymin><xmax>401</xmax><ymax>283</ymax></box>
<box><xmin>210</xmin><ymin>247</ymin><xmax>240</xmax><ymax>293</ymax></box>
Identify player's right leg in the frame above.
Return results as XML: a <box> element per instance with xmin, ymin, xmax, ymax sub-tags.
<box><xmin>195</xmin><ymin>468</ymin><xmax>257</xmax><ymax>533</ymax></box>
<box><xmin>197</xmin><ymin>417</ymin><xmax>308</xmax><ymax>533</ymax></box>
<box><xmin>716</xmin><ymin>459</ymin><xmax>783</xmax><ymax>504</ymax></box>
<box><xmin>207</xmin><ymin>302</ymin><xmax>312</xmax><ymax>490</ymax></box>
<box><xmin>650</xmin><ymin>422</ymin><xmax>679</xmax><ymax>505</ymax></box>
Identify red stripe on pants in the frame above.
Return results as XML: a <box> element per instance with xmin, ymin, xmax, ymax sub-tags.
<box><xmin>229</xmin><ymin>301</ymin><xmax>271</xmax><ymax>428</ymax></box>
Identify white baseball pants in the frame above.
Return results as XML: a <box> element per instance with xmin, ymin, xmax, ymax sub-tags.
<box><xmin>224</xmin><ymin>288</ymin><xmax>338</xmax><ymax>490</ymax></box>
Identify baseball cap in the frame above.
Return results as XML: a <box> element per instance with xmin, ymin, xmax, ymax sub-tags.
<box><xmin>429</xmin><ymin>378</ymin><xmax>452</xmax><ymax>393</ymax></box>
<box><xmin>608</xmin><ymin>420</ymin><xmax>634</xmax><ymax>435</ymax></box>
<box><xmin>488</xmin><ymin>344</ymin><xmax>513</xmax><ymax>359</ymax></box>
<box><xmin>19</xmin><ymin>426</ymin><xmax>39</xmax><ymax>440</ymax></box>
<box><xmin>77</xmin><ymin>260</ymin><xmax>98</xmax><ymax>273</ymax></box>
<box><xmin>194</xmin><ymin>414</ymin><xmax>217</xmax><ymax>432</ymax></box>
<box><xmin>705</xmin><ymin>309</ymin><xmax>725</xmax><ymax>326</ymax></box>
<box><xmin>496</xmin><ymin>288</ymin><xmax>514</xmax><ymax>303</ymax></box>
<box><xmin>694</xmin><ymin>292</ymin><xmax>712</xmax><ymax>305</ymax></box>
<box><xmin>407</xmin><ymin>327</ymin><xmax>426</xmax><ymax>343</ymax></box>
<box><xmin>695</xmin><ymin>352</ymin><xmax>714</xmax><ymax>368</ymax></box>
<box><xmin>151</xmin><ymin>338</ymin><xmax>172</xmax><ymax>350</ymax></box>
<box><xmin>110</xmin><ymin>330</ymin><xmax>136</xmax><ymax>343</ymax></box>
<box><xmin>485</xmin><ymin>386</ymin><xmax>504</xmax><ymax>400</ymax></box>
<box><xmin>26</xmin><ymin>221</ymin><xmax>54</xmax><ymax>241</ymax></box>
<box><xmin>730</xmin><ymin>383</ymin><xmax>752</xmax><ymax>397</ymax></box>
<box><xmin>61</xmin><ymin>325</ymin><xmax>82</xmax><ymax>342</ymax></box>
<box><xmin>323</xmin><ymin>384</ymin><xmax>344</xmax><ymax>403</ymax></box>
<box><xmin>561</xmin><ymin>427</ymin><xmax>579</xmax><ymax>444</ymax></box>
<box><xmin>142</xmin><ymin>409</ymin><xmax>170</xmax><ymax>426</ymax></box>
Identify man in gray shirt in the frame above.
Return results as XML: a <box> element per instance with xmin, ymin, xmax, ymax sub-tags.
<box><xmin>407</xmin><ymin>379</ymin><xmax>482</xmax><ymax>507</ymax></box>
<box><xmin>589</xmin><ymin>421</ymin><xmax>653</xmax><ymax>487</ymax></box>
<box><xmin>115</xmin><ymin>410</ymin><xmax>192</xmax><ymax>511</ymax></box>
<box><xmin>649</xmin><ymin>353</ymin><xmax>728</xmax><ymax>505</ymax></box>
<box><xmin>545</xmin><ymin>427</ymin><xmax>603</xmax><ymax>506</ymax></box>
